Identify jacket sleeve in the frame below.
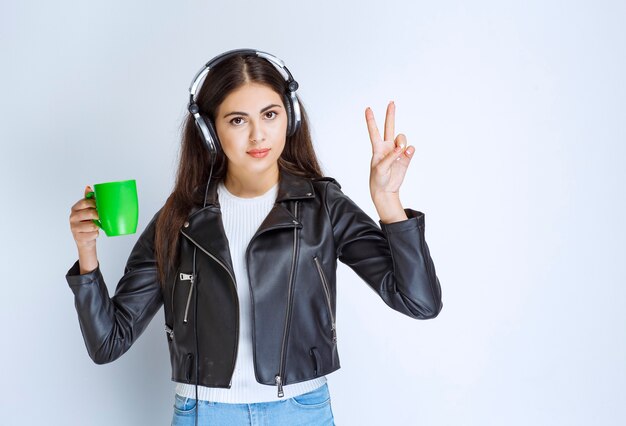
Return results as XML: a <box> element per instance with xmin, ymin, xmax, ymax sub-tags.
<box><xmin>65</xmin><ymin>211</ymin><xmax>163</xmax><ymax>364</ymax></box>
<box><xmin>323</xmin><ymin>181</ymin><xmax>443</xmax><ymax>319</ymax></box>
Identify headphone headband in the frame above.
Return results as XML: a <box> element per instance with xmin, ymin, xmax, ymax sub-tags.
<box><xmin>188</xmin><ymin>49</ymin><xmax>301</xmax><ymax>125</ymax></box>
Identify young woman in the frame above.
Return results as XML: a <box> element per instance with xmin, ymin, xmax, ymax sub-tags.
<box><xmin>67</xmin><ymin>49</ymin><xmax>443</xmax><ymax>426</ymax></box>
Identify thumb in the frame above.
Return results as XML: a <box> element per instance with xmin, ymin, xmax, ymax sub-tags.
<box><xmin>84</xmin><ymin>185</ymin><xmax>94</xmax><ymax>199</ymax></box>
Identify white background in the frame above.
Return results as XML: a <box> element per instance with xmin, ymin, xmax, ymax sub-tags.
<box><xmin>1</xmin><ymin>0</ymin><xmax>625</xmax><ymax>425</ymax></box>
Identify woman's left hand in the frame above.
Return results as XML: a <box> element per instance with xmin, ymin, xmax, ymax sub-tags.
<box><xmin>365</xmin><ymin>101</ymin><xmax>414</xmax><ymax>199</ymax></box>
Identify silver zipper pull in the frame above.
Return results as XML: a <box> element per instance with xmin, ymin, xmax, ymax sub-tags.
<box><xmin>181</xmin><ymin>273</ymin><xmax>195</xmax><ymax>324</ymax></box>
<box><xmin>180</xmin><ymin>273</ymin><xmax>193</xmax><ymax>281</ymax></box>
<box><xmin>165</xmin><ymin>325</ymin><xmax>174</xmax><ymax>340</ymax></box>
<box><xmin>275</xmin><ymin>375</ymin><xmax>284</xmax><ymax>398</ymax></box>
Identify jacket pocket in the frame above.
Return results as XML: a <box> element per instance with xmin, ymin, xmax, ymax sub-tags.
<box><xmin>313</xmin><ymin>256</ymin><xmax>337</xmax><ymax>344</ymax></box>
<box><xmin>185</xmin><ymin>353</ymin><xmax>194</xmax><ymax>383</ymax></box>
<box><xmin>310</xmin><ymin>346</ymin><xmax>322</xmax><ymax>376</ymax></box>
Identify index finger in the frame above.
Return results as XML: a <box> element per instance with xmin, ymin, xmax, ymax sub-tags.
<box><xmin>365</xmin><ymin>107</ymin><xmax>382</xmax><ymax>147</ymax></box>
<box><xmin>71</xmin><ymin>197</ymin><xmax>96</xmax><ymax>212</ymax></box>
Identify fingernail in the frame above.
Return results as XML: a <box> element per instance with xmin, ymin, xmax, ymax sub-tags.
<box><xmin>406</xmin><ymin>147</ymin><xmax>413</xmax><ymax>155</ymax></box>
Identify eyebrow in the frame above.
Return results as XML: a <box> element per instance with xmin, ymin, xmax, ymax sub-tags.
<box><xmin>222</xmin><ymin>104</ymin><xmax>282</xmax><ymax>118</ymax></box>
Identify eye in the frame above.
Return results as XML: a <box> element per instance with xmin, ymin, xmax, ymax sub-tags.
<box><xmin>229</xmin><ymin>117</ymin><xmax>246</xmax><ymax>126</ymax></box>
<box><xmin>264</xmin><ymin>111</ymin><xmax>278</xmax><ymax>119</ymax></box>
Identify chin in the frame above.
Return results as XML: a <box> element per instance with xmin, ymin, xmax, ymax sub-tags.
<box><xmin>232</xmin><ymin>158</ymin><xmax>279</xmax><ymax>175</ymax></box>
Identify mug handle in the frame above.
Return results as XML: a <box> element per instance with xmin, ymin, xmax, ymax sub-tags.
<box><xmin>85</xmin><ymin>191</ymin><xmax>103</xmax><ymax>229</ymax></box>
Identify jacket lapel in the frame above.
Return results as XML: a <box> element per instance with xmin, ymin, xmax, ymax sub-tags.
<box><xmin>180</xmin><ymin>206</ymin><xmax>234</xmax><ymax>277</ymax></box>
<box><xmin>255</xmin><ymin>203</ymin><xmax>302</xmax><ymax>236</ymax></box>
<box><xmin>179</xmin><ymin>170</ymin><xmax>317</xmax><ymax>273</ymax></box>
<box><xmin>254</xmin><ymin>171</ymin><xmax>314</xmax><ymax>235</ymax></box>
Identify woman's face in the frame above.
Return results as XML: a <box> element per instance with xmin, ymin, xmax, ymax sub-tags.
<box><xmin>214</xmin><ymin>82</ymin><xmax>288</xmax><ymax>179</ymax></box>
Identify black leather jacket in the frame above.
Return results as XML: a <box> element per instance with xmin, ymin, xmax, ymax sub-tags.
<box><xmin>66</xmin><ymin>171</ymin><xmax>442</xmax><ymax>397</ymax></box>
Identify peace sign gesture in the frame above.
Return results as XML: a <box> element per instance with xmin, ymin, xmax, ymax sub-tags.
<box><xmin>366</xmin><ymin>101</ymin><xmax>415</xmax><ymax>200</ymax></box>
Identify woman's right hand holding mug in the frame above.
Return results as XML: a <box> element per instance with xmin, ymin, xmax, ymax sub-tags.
<box><xmin>69</xmin><ymin>185</ymin><xmax>100</xmax><ymax>274</ymax></box>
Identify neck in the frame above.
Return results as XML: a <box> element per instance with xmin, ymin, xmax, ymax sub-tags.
<box><xmin>224</xmin><ymin>166</ymin><xmax>279</xmax><ymax>198</ymax></box>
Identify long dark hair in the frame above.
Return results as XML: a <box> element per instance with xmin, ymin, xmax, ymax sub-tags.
<box><xmin>154</xmin><ymin>53</ymin><xmax>324</xmax><ymax>286</ymax></box>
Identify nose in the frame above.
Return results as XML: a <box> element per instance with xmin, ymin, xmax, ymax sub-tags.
<box><xmin>249</xmin><ymin>121</ymin><xmax>266</xmax><ymax>144</ymax></box>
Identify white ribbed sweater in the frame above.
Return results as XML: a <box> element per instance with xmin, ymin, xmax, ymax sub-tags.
<box><xmin>175</xmin><ymin>181</ymin><xmax>326</xmax><ymax>403</ymax></box>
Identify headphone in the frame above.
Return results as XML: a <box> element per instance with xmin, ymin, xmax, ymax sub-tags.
<box><xmin>187</xmin><ymin>48</ymin><xmax>302</xmax><ymax>161</ymax></box>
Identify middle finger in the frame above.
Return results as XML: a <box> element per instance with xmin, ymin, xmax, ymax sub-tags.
<box><xmin>71</xmin><ymin>208</ymin><xmax>99</xmax><ymax>223</ymax></box>
<box><xmin>384</xmin><ymin>101</ymin><xmax>395</xmax><ymax>142</ymax></box>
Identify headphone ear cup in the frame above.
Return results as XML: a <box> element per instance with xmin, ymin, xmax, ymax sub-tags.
<box><xmin>205</xmin><ymin>117</ymin><xmax>221</xmax><ymax>155</ymax></box>
<box><xmin>194</xmin><ymin>114</ymin><xmax>221</xmax><ymax>157</ymax></box>
<box><xmin>283</xmin><ymin>94</ymin><xmax>295</xmax><ymax>137</ymax></box>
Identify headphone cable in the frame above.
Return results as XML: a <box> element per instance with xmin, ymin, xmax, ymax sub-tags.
<box><xmin>194</xmin><ymin>154</ymin><xmax>215</xmax><ymax>426</ymax></box>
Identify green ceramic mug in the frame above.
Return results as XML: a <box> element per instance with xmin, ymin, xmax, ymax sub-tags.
<box><xmin>85</xmin><ymin>179</ymin><xmax>139</xmax><ymax>237</ymax></box>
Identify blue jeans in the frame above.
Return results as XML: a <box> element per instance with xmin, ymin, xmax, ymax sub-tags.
<box><xmin>171</xmin><ymin>383</ymin><xmax>335</xmax><ymax>425</ymax></box>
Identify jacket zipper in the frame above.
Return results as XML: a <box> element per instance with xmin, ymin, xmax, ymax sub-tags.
<box><xmin>170</xmin><ymin>269</ymin><xmax>178</xmax><ymax>321</ymax></box>
<box><xmin>180</xmin><ymin>273</ymin><xmax>194</xmax><ymax>323</ymax></box>
<box><xmin>165</xmin><ymin>324</ymin><xmax>174</xmax><ymax>341</ymax></box>
<box><xmin>313</xmin><ymin>256</ymin><xmax>337</xmax><ymax>343</ymax></box>
<box><xmin>418</xmin><ymin>223</ymin><xmax>438</xmax><ymax>312</ymax></box>
<box><xmin>275</xmin><ymin>201</ymin><xmax>300</xmax><ymax>398</ymax></box>
<box><xmin>167</xmin><ymin>268</ymin><xmax>178</xmax><ymax>338</ymax></box>
<box><xmin>418</xmin><ymin>224</ymin><xmax>432</xmax><ymax>281</ymax></box>
<box><xmin>180</xmin><ymin>229</ymin><xmax>239</xmax><ymax>387</ymax></box>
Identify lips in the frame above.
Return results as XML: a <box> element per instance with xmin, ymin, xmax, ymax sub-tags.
<box><xmin>247</xmin><ymin>148</ymin><xmax>270</xmax><ymax>158</ymax></box>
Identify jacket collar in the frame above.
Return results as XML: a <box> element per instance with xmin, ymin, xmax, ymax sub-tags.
<box><xmin>199</xmin><ymin>169</ymin><xmax>316</xmax><ymax>207</ymax></box>
<box><xmin>181</xmin><ymin>170</ymin><xmax>313</xmax><ymax>274</ymax></box>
